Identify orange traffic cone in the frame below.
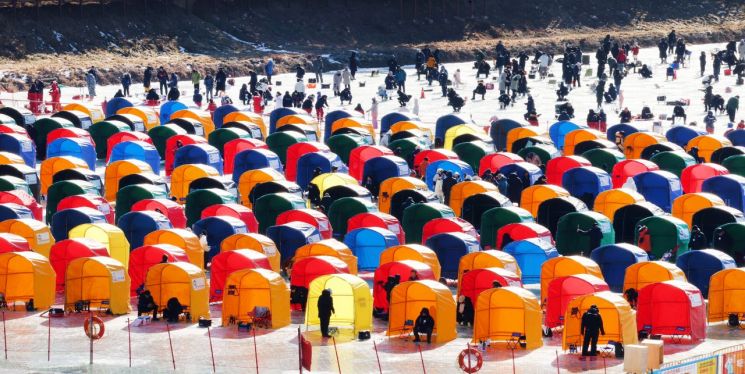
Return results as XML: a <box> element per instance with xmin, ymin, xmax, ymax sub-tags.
<box><xmin>420</xmin><ymin>88</ymin><xmax>425</xmax><ymax>99</ymax></box>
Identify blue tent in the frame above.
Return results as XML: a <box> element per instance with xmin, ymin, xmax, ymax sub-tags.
<box><xmin>50</xmin><ymin>207</ymin><xmax>106</xmax><ymax>241</ymax></box>
<box><xmin>0</xmin><ymin>203</ymin><xmax>33</xmax><ymax>222</ymax></box>
<box><xmin>633</xmin><ymin>170</ymin><xmax>682</xmax><ymax>212</ymax></box>
<box><xmin>158</xmin><ymin>101</ymin><xmax>188</xmax><ymax>125</ymax></box>
<box><xmin>232</xmin><ymin>149</ymin><xmax>282</xmax><ymax>183</ymax></box>
<box><xmin>435</xmin><ymin>113</ymin><xmax>472</xmax><ymax>141</ymax></box>
<box><xmin>323</xmin><ymin>109</ymin><xmax>361</xmax><ymax>142</ymax></box>
<box><xmin>105</xmin><ymin>97</ymin><xmax>133</xmax><ymax>117</ymax></box>
<box><xmin>549</xmin><ymin>121</ymin><xmax>586</xmax><ymax>150</ymax></box>
<box><xmin>109</xmin><ymin>140</ymin><xmax>161</xmax><ymax>173</ymax></box>
<box><xmin>266</xmin><ymin>221</ymin><xmax>322</xmax><ymax>262</ymax></box>
<box><xmin>118</xmin><ymin>210</ymin><xmax>173</xmax><ymax>249</ymax></box>
<box><xmin>425</xmin><ymin>159</ymin><xmax>474</xmax><ymax>189</ymax></box>
<box><xmin>502</xmin><ymin>238</ymin><xmax>559</xmax><ymax>284</ymax></box>
<box><xmin>212</xmin><ymin>104</ymin><xmax>239</xmax><ymax>129</ymax></box>
<box><xmin>726</xmin><ymin>129</ymin><xmax>745</xmax><ymax>146</ymax></box>
<box><xmin>561</xmin><ymin>166</ymin><xmax>612</xmax><ymax>207</ymax></box>
<box><xmin>380</xmin><ymin>112</ymin><xmax>417</xmax><ymax>135</ymax></box>
<box><xmin>590</xmin><ymin>243</ymin><xmax>649</xmax><ymax>292</ymax></box>
<box><xmin>343</xmin><ymin>227</ymin><xmax>399</xmax><ymax>270</ymax></box>
<box><xmin>489</xmin><ymin>119</ymin><xmax>523</xmax><ymax>151</ymax></box>
<box><xmin>499</xmin><ymin>162</ymin><xmax>544</xmax><ymax>186</ymax></box>
<box><xmin>0</xmin><ymin>133</ymin><xmax>35</xmax><ymax>167</ymax></box>
<box><xmin>47</xmin><ymin>137</ymin><xmax>96</xmax><ymax>170</ymax></box>
<box><xmin>269</xmin><ymin>107</ymin><xmax>305</xmax><ymax>134</ymax></box>
<box><xmin>676</xmin><ymin>249</ymin><xmax>736</xmax><ymax>298</ymax></box>
<box><xmin>666</xmin><ymin>126</ymin><xmax>706</xmax><ymax>148</ymax></box>
<box><xmin>606</xmin><ymin>123</ymin><xmax>639</xmax><ymax>142</ymax></box>
<box><xmin>424</xmin><ymin>232</ymin><xmax>480</xmax><ymax>278</ymax></box>
<box><xmin>362</xmin><ymin>156</ymin><xmax>410</xmax><ymax>191</ymax></box>
<box><xmin>702</xmin><ymin>174</ymin><xmax>745</xmax><ymax>213</ymax></box>
<box><xmin>173</xmin><ymin>143</ymin><xmax>222</xmax><ymax>175</ymax></box>
<box><xmin>192</xmin><ymin>216</ymin><xmax>248</xmax><ymax>261</ymax></box>
<box><xmin>296</xmin><ymin>151</ymin><xmax>348</xmax><ymax>190</ymax></box>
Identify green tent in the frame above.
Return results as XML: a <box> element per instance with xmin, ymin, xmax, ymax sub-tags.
<box><xmin>649</xmin><ymin>151</ymin><xmax>696</xmax><ymax>177</ymax></box>
<box><xmin>518</xmin><ymin>144</ymin><xmax>560</xmax><ymax>165</ymax></box>
<box><xmin>327</xmin><ymin>133</ymin><xmax>370</xmax><ymax>165</ymax></box>
<box><xmin>723</xmin><ymin>155</ymin><xmax>745</xmax><ymax>177</ymax></box>
<box><xmin>148</xmin><ymin>124</ymin><xmax>188</xmax><ymax>160</ymax></box>
<box><xmin>266</xmin><ymin>131</ymin><xmax>307</xmax><ymax>165</ymax></box>
<box><xmin>635</xmin><ymin>215</ymin><xmax>690</xmax><ymax>261</ymax></box>
<box><xmin>223</xmin><ymin>121</ymin><xmax>264</xmax><ymax>140</ymax></box>
<box><xmin>208</xmin><ymin>128</ymin><xmax>250</xmax><ymax>157</ymax></box>
<box><xmin>89</xmin><ymin>120</ymin><xmax>131</xmax><ymax>159</ymax></box>
<box><xmin>613</xmin><ymin>201</ymin><xmax>666</xmax><ymax>243</ymax></box>
<box><xmin>402</xmin><ymin>202</ymin><xmax>455</xmax><ymax>244</ymax></box>
<box><xmin>556</xmin><ymin>211</ymin><xmax>614</xmax><ymax>256</ymax></box>
<box><xmin>0</xmin><ymin>176</ymin><xmax>32</xmax><ymax>197</ymax></box>
<box><xmin>453</xmin><ymin>141</ymin><xmax>493</xmax><ymax>172</ymax></box>
<box><xmin>115</xmin><ymin>184</ymin><xmax>169</xmax><ymax>223</ymax></box>
<box><xmin>184</xmin><ymin>188</ymin><xmax>237</xmax><ymax>227</ymax></box>
<box><xmin>253</xmin><ymin>192</ymin><xmax>307</xmax><ymax>233</ymax></box>
<box><xmin>33</xmin><ymin>117</ymin><xmax>74</xmax><ymax>159</ymax></box>
<box><xmin>327</xmin><ymin>197</ymin><xmax>378</xmax><ymax>240</ymax></box>
<box><xmin>581</xmin><ymin>148</ymin><xmax>625</xmax><ymax>174</ymax></box>
<box><xmin>692</xmin><ymin>205</ymin><xmax>745</xmax><ymax>243</ymax></box>
<box><xmin>461</xmin><ymin>191</ymin><xmax>511</xmax><ymax>229</ymax></box>
<box><xmin>0</xmin><ymin>163</ymin><xmax>39</xmax><ymax>201</ymax></box>
<box><xmin>46</xmin><ymin>180</ymin><xmax>98</xmax><ymax>224</ymax></box>
<box><xmin>480</xmin><ymin>206</ymin><xmax>534</xmax><ymax>248</ymax></box>
<box><xmin>712</xmin><ymin>222</ymin><xmax>745</xmax><ymax>265</ymax></box>
<box><xmin>388</xmin><ymin>138</ymin><xmax>427</xmax><ymax>166</ymax></box>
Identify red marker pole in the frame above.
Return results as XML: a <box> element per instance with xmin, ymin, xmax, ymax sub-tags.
<box><xmin>207</xmin><ymin>326</ymin><xmax>216</xmax><ymax>373</ymax></box>
<box><xmin>555</xmin><ymin>350</ymin><xmax>560</xmax><ymax>374</ymax></box>
<box><xmin>252</xmin><ymin>326</ymin><xmax>259</xmax><ymax>373</ymax></box>
<box><xmin>127</xmin><ymin>318</ymin><xmax>131</xmax><ymax>368</ymax></box>
<box><xmin>2</xmin><ymin>311</ymin><xmax>6</xmax><ymax>360</ymax></box>
<box><xmin>88</xmin><ymin>312</ymin><xmax>93</xmax><ymax>365</ymax></box>
<box><xmin>511</xmin><ymin>348</ymin><xmax>516</xmax><ymax>374</ymax></box>
<box><xmin>418</xmin><ymin>344</ymin><xmax>426</xmax><ymax>374</ymax></box>
<box><xmin>47</xmin><ymin>313</ymin><xmax>51</xmax><ymax>361</ymax></box>
<box><xmin>332</xmin><ymin>336</ymin><xmax>341</xmax><ymax>374</ymax></box>
<box><xmin>166</xmin><ymin>323</ymin><xmax>176</xmax><ymax>370</ymax></box>
<box><xmin>373</xmin><ymin>341</ymin><xmax>382</xmax><ymax>374</ymax></box>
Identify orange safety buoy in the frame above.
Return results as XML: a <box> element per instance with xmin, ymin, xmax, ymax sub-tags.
<box><xmin>457</xmin><ymin>347</ymin><xmax>483</xmax><ymax>373</ymax></box>
<box><xmin>83</xmin><ymin>316</ymin><xmax>105</xmax><ymax>340</ymax></box>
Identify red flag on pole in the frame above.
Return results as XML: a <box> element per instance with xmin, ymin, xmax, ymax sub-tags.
<box><xmin>299</xmin><ymin>330</ymin><xmax>312</xmax><ymax>371</ymax></box>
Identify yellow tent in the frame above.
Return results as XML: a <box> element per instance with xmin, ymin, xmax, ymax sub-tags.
<box><xmin>170</xmin><ymin>164</ymin><xmax>220</xmax><ymax>203</ymax></box>
<box><xmin>40</xmin><ymin>156</ymin><xmax>89</xmax><ymax>196</ymax></box>
<box><xmin>449</xmin><ymin>180</ymin><xmax>498</xmax><ymax>217</ymax></box>
<box><xmin>170</xmin><ymin>109</ymin><xmax>216</xmax><ymax>137</ymax></box>
<box><xmin>387</xmin><ymin>280</ymin><xmax>456</xmax><ymax>343</ymax></box>
<box><xmin>378</xmin><ymin>177</ymin><xmax>428</xmax><ymax>213</ymax></box>
<box><xmin>0</xmin><ymin>218</ymin><xmax>55</xmax><ymax>257</ymax></box>
<box><xmin>332</xmin><ymin>117</ymin><xmax>377</xmax><ymax>141</ymax></box>
<box><xmin>146</xmin><ymin>262</ymin><xmax>209</xmax><ymax>322</ymax></box>
<box><xmin>672</xmin><ymin>192</ymin><xmax>725</xmax><ymax>228</ymax></box>
<box><xmin>457</xmin><ymin>250</ymin><xmax>521</xmax><ymax>295</ymax></box>
<box><xmin>379</xmin><ymin>244</ymin><xmax>441</xmax><ymax>280</ymax></box>
<box><xmin>221</xmin><ymin>268</ymin><xmax>290</xmax><ymax>328</ymax></box>
<box><xmin>562</xmin><ymin>292</ymin><xmax>638</xmax><ymax>350</ymax></box>
<box><xmin>62</xmin><ymin>103</ymin><xmax>105</xmax><ymax>124</ymax></box>
<box><xmin>69</xmin><ymin>223</ymin><xmax>130</xmax><ymax>269</ymax></box>
<box><xmin>310</xmin><ymin>173</ymin><xmax>359</xmax><ymax>197</ymax></box>
<box><xmin>0</xmin><ymin>152</ymin><xmax>25</xmax><ymax>166</ymax></box>
<box><xmin>506</xmin><ymin>127</ymin><xmax>539</xmax><ymax>153</ymax></box>
<box><xmin>472</xmin><ymin>287</ymin><xmax>542</xmax><ymax>349</ymax></box>
<box><xmin>563</xmin><ymin>129</ymin><xmax>602</xmax><ymax>156</ymax></box>
<box><xmin>708</xmin><ymin>268</ymin><xmax>745</xmax><ymax>323</ymax></box>
<box><xmin>293</xmin><ymin>239</ymin><xmax>358</xmax><ymax>275</ymax></box>
<box><xmin>116</xmin><ymin>106</ymin><xmax>160</xmax><ymax>130</ymax></box>
<box><xmin>65</xmin><ymin>256</ymin><xmax>131</xmax><ymax>315</ymax></box>
<box><xmin>104</xmin><ymin>159</ymin><xmax>153</xmax><ymax>201</ymax></box>
<box><xmin>622</xmin><ymin>261</ymin><xmax>686</xmax><ymax>292</ymax></box>
<box><xmin>305</xmin><ymin>274</ymin><xmax>371</xmax><ymax>335</ymax></box>
<box><xmin>593</xmin><ymin>188</ymin><xmax>646</xmax><ymax>221</ymax></box>
<box><xmin>0</xmin><ymin>251</ymin><xmax>55</xmax><ymax>309</ymax></box>
<box><xmin>221</xmin><ymin>233</ymin><xmax>280</xmax><ymax>272</ymax></box>
<box><xmin>238</xmin><ymin>168</ymin><xmax>286</xmax><ymax>207</ymax></box>
<box><xmin>623</xmin><ymin>132</ymin><xmax>665</xmax><ymax>159</ymax></box>
<box><xmin>540</xmin><ymin>256</ymin><xmax>603</xmax><ymax>305</ymax></box>
<box><xmin>444</xmin><ymin>124</ymin><xmax>485</xmax><ymax>150</ymax></box>
<box><xmin>390</xmin><ymin>121</ymin><xmax>432</xmax><ymax>140</ymax></box>
<box><xmin>686</xmin><ymin>135</ymin><xmax>732</xmax><ymax>163</ymax></box>
<box><xmin>520</xmin><ymin>185</ymin><xmax>570</xmax><ymax>217</ymax></box>
<box><xmin>143</xmin><ymin>229</ymin><xmax>205</xmax><ymax>269</ymax></box>
<box><xmin>223</xmin><ymin>111</ymin><xmax>267</xmax><ymax>139</ymax></box>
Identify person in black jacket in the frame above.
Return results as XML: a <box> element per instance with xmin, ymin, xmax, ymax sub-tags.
<box><xmin>239</xmin><ymin>84</ymin><xmax>249</xmax><ymax>105</ymax></box>
<box><xmin>658</xmin><ymin>38</ymin><xmax>668</xmax><ymax>63</ymax></box>
<box><xmin>442</xmin><ymin>171</ymin><xmax>458</xmax><ymax>204</ymax></box>
<box><xmin>413</xmin><ymin>307</ymin><xmax>435</xmax><ymax>343</ymax></box>
<box><xmin>137</xmin><ymin>290</ymin><xmax>158</xmax><ymax>320</ymax></box>
<box><xmin>472</xmin><ymin>81</ymin><xmax>487</xmax><ymax>100</ymax></box>
<box><xmin>215</xmin><ymin>68</ymin><xmax>227</xmax><ymax>93</ymax></box>
<box><xmin>580</xmin><ymin>305</ymin><xmax>605</xmax><ymax>357</ymax></box>
<box><xmin>689</xmin><ymin>225</ymin><xmax>707</xmax><ymax>249</ymax></box>
<box><xmin>349</xmin><ymin>52</ymin><xmax>359</xmax><ymax>79</ymax></box>
<box><xmin>317</xmin><ymin>289</ymin><xmax>335</xmax><ymax>338</ymax></box>
<box><xmin>619</xmin><ymin>107</ymin><xmax>632</xmax><ymax>123</ymax></box>
<box><xmin>157</xmin><ymin>67</ymin><xmax>168</xmax><ymax>96</ymax></box>
<box><xmin>143</xmin><ymin>66</ymin><xmax>153</xmax><ymax>90</ymax></box>
<box><xmin>249</xmin><ymin>70</ymin><xmax>258</xmax><ymax>94</ymax></box>
<box><xmin>506</xmin><ymin>172</ymin><xmax>523</xmax><ymax>204</ymax></box>
<box><xmin>146</xmin><ymin>89</ymin><xmax>160</xmax><ymax>101</ymax></box>
<box><xmin>163</xmin><ymin>297</ymin><xmax>183</xmax><ymax>323</ymax></box>
<box><xmin>577</xmin><ymin>222</ymin><xmax>604</xmax><ymax>252</ymax></box>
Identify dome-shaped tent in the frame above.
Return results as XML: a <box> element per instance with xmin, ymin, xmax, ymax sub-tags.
<box><xmin>666</xmin><ymin>126</ymin><xmax>706</xmax><ymax>148</ymax></box>
<box><xmin>686</xmin><ymin>134</ymin><xmax>732</xmax><ymax>162</ymax></box>
<box><xmin>692</xmin><ymin>206</ymin><xmax>745</xmax><ymax>243</ymax></box>
<box><xmin>192</xmin><ymin>216</ymin><xmax>248</xmax><ymax>261</ymax></box>
<box><xmin>672</xmin><ymin>192</ymin><xmax>725</xmax><ymax>228</ymax></box>
<box><xmin>590</xmin><ymin>243</ymin><xmax>649</xmax><ymax>292</ymax></box>
<box><xmin>253</xmin><ymin>192</ymin><xmax>307</xmax><ymax>233</ymax></box>
<box><xmin>556</xmin><ymin>211</ymin><xmax>614</xmax><ymax>255</ymax></box>
<box><xmin>561</xmin><ymin>166</ymin><xmax>612</xmax><ymax>208</ymax></box>
<box><xmin>209</xmin><ymin>249</ymin><xmax>272</xmax><ymax>301</ymax></box>
<box><xmin>387</xmin><ymin>280</ymin><xmax>456</xmax><ymax>343</ymax></box>
<box><xmin>65</xmin><ymin>256</ymin><xmax>131</xmax><ymax>314</ymax></box>
<box><xmin>0</xmin><ymin>252</ymin><xmax>55</xmax><ymax>309</ymax></box>
<box><xmin>221</xmin><ymin>269</ymin><xmax>290</xmax><ymax>328</ymax></box>
<box><xmin>343</xmin><ymin>227</ymin><xmax>399</xmax><ymax>270</ymax></box>
<box><xmin>425</xmin><ymin>232</ymin><xmax>480</xmax><ymax>278</ymax></box>
<box><xmin>536</xmin><ymin>196</ymin><xmax>588</xmax><ymax>236</ymax></box>
<box><xmin>676</xmin><ymin>249</ymin><xmax>736</xmax><ymax>297</ymax></box>
<box><xmin>701</xmin><ymin>174</ymin><xmax>745</xmax><ymax>212</ymax></box>
<box><xmin>473</xmin><ymin>287</ymin><xmax>542</xmax><ymax>349</ymax></box>
<box><xmin>632</xmin><ymin>170</ymin><xmax>683</xmax><ymax>212</ymax></box>
<box><xmin>456</xmin><ymin>250</ymin><xmax>521</xmax><ymax>293</ymax></box>
<box><xmin>425</xmin><ymin>159</ymin><xmax>474</xmax><ymax>190</ymax></box>
<box><xmin>707</xmin><ymin>268</ymin><xmax>745</xmax><ymax>323</ymax></box>
<box><xmin>145</xmin><ymin>262</ymin><xmax>209</xmax><ymax>322</ymax></box>
<box><xmin>593</xmin><ymin>188</ymin><xmax>645</xmax><ymax>221</ymax></box>
<box><xmin>623</xmin><ymin>261</ymin><xmax>686</xmax><ymax>292</ymax></box>
<box><xmin>307</xmin><ymin>274</ymin><xmax>372</xmax><ymax>335</ymax></box>
<box><xmin>373</xmin><ymin>260</ymin><xmax>434</xmax><ymax>313</ymax></box>
<box><xmin>143</xmin><ymin>229</ymin><xmax>204</xmax><ymax>269</ymax></box>
<box><xmin>296</xmin><ymin>151</ymin><xmax>348</xmax><ymax>190</ymax></box>
<box><xmin>50</xmin><ymin>207</ymin><xmax>107</xmax><ymax>241</ymax></box>
<box><xmin>49</xmin><ymin>238</ymin><xmax>108</xmax><ymax>291</ymax></box>
<box><xmin>327</xmin><ymin>197</ymin><xmax>378</xmax><ymax>240</ymax></box>
<box><xmin>540</xmin><ymin>256</ymin><xmax>603</xmax><ymax>305</ymax></box>
<box><xmin>549</xmin><ymin>121</ymin><xmax>586</xmax><ymax>150</ymax></box>
<box><xmin>478</xmin><ymin>152</ymin><xmax>523</xmax><ymax>176</ymax></box>
<box><xmin>128</xmin><ymin>244</ymin><xmax>189</xmax><ymax>294</ymax></box>
<box><xmin>421</xmin><ymin>217</ymin><xmax>478</xmax><ymax>244</ymax></box>
<box><xmin>649</xmin><ymin>150</ymin><xmax>696</xmax><ymax>177</ymax></box>
<box><xmin>546</xmin><ymin>156</ymin><xmax>591</xmax><ymax>185</ymax></box>
<box><xmin>69</xmin><ymin>223</ymin><xmax>130</xmax><ymax>269</ymax></box>
<box><xmin>613</xmin><ymin>202</ymin><xmax>666</xmax><ymax>243</ymax></box>
<box><xmin>402</xmin><ymin>203</ymin><xmax>455</xmax><ymax>244</ymax></box>
<box><xmin>118</xmin><ymin>211</ymin><xmax>173</xmax><ymax>249</ymax></box>
<box><xmin>624</xmin><ymin>132</ymin><xmax>665</xmax><ymax>159</ymax></box>
<box><xmin>635</xmin><ymin>215</ymin><xmax>690</xmax><ymax>261</ymax></box>
<box><xmin>611</xmin><ymin>159</ymin><xmax>659</xmax><ymax>189</ymax></box>
<box><xmin>563</xmin><ymin>292</ymin><xmax>638</xmax><ymax>351</ymax></box>
<box><xmin>545</xmin><ymin>274</ymin><xmax>609</xmax><ymax>328</ymax></box>
<box><xmin>636</xmin><ymin>281</ymin><xmax>706</xmax><ymax>342</ymax></box>
<box><xmin>503</xmin><ymin>239</ymin><xmax>558</xmax><ymax>284</ymax></box>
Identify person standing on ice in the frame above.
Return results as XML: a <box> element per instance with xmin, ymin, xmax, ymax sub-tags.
<box><xmin>85</xmin><ymin>71</ymin><xmax>96</xmax><ymax>99</ymax></box>
<box><xmin>342</xmin><ymin>68</ymin><xmax>351</xmax><ymax>90</ymax></box>
<box><xmin>215</xmin><ymin>68</ymin><xmax>227</xmax><ymax>95</ymax></box>
<box><xmin>668</xmin><ymin>29</ymin><xmax>677</xmax><ymax>54</ymax></box>
<box><xmin>191</xmin><ymin>69</ymin><xmax>201</xmax><ymax>92</ymax></box>
<box><xmin>658</xmin><ymin>38</ymin><xmax>668</xmax><ymax>63</ymax></box>
<box><xmin>157</xmin><ymin>67</ymin><xmax>168</xmax><ymax>96</ymax></box>
<box><xmin>699</xmin><ymin>52</ymin><xmax>707</xmax><ymax>77</ymax></box>
<box><xmin>438</xmin><ymin>66</ymin><xmax>449</xmax><ymax>97</ymax></box>
<box><xmin>204</xmin><ymin>73</ymin><xmax>214</xmax><ymax>101</ymax></box>
<box><xmin>264</xmin><ymin>58</ymin><xmax>274</xmax><ymax>84</ymax></box>
<box><xmin>143</xmin><ymin>66</ymin><xmax>153</xmax><ymax>91</ymax></box>
<box><xmin>713</xmin><ymin>53</ymin><xmax>722</xmax><ymax>82</ymax></box>
<box><xmin>727</xmin><ymin>96</ymin><xmax>739</xmax><ymax>123</ymax></box>
<box><xmin>348</xmin><ymin>52</ymin><xmax>359</xmax><ymax>79</ymax></box>
<box><xmin>704</xmin><ymin>111</ymin><xmax>717</xmax><ymax>134</ymax></box>
<box><xmin>314</xmin><ymin>56</ymin><xmax>324</xmax><ymax>84</ymax></box>
<box><xmin>120</xmin><ymin>73</ymin><xmax>131</xmax><ymax>97</ymax></box>
<box><xmin>453</xmin><ymin>69</ymin><xmax>463</xmax><ymax>89</ymax></box>
<box><xmin>738</xmin><ymin>39</ymin><xmax>745</xmax><ymax>61</ymax></box>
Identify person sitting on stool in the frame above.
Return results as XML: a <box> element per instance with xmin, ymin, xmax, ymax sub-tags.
<box><xmin>413</xmin><ymin>307</ymin><xmax>435</xmax><ymax>343</ymax></box>
<box><xmin>580</xmin><ymin>305</ymin><xmax>605</xmax><ymax>358</ymax></box>
<box><xmin>163</xmin><ymin>297</ymin><xmax>183</xmax><ymax>323</ymax></box>
<box><xmin>137</xmin><ymin>290</ymin><xmax>158</xmax><ymax>320</ymax></box>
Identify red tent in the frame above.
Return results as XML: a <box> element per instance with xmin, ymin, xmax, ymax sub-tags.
<box><xmin>349</xmin><ymin>145</ymin><xmax>395</xmax><ymax>181</ymax></box>
<box><xmin>545</xmin><ymin>274</ymin><xmax>609</xmax><ymax>328</ymax></box>
<box><xmin>47</xmin><ymin>127</ymin><xmax>95</xmax><ymax>147</ymax></box>
<box><xmin>611</xmin><ymin>159</ymin><xmax>659</xmax><ymax>188</ymax></box>
<box><xmin>128</xmin><ymin>244</ymin><xmax>190</xmax><ymax>294</ymax></box>
<box><xmin>496</xmin><ymin>222</ymin><xmax>554</xmax><ymax>249</ymax></box>
<box><xmin>223</xmin><ymin>138</ymin><xmax>268</xmax><ymax>175</ymax></box>
<box><xmin>49</xmin><ymin>238</ymin><xmax>109</xmax><ymax>291</ymax></box>
<box><xmin>209</xmin><ymin>249</ymin><xmax>272</xmax><ymax>301</ymax></box>
<box><xmin>459</xmin><ymin>267</ymin><xmax>522</xmax><ymax>302</ymax></box>
<box><xmin>0</xmin><ymin>190</ymin><xmax>42</xmax><ymax>221</ymax></box>
<box><xmin>201</xmin><ymin>203</ymin><xmax>259</xmax><ymax>233</ymax></box>
<box><xmin>681</xmin><ymin>163</ymin><xmax>729</xmax><ymax>193</ymax></box>
<box><xmin>546</xmin><ymin>156</ymin><xmax>591</xmax><ymax>185</ymax></box>
<box><xmin>131</xmin><ymin>198</ymin><xmax>187</xmax><ymax>228</ymax></box>
<box><xmin>0</xmin><ymin>233</ymin><xmax>30</xmax><ymax>253</ymax></box>
<box><xmin>347</xmin><ymin>212</ymin><xmax>404</xmax><ymax>244</ymax></box>
<box><xmin>106</xmin><ymin>131</ymin><xmax>153</xmax><ymax>162</ymax></box>
<box><xmin>479</xmin><ymin>152</ymin><xmax>523</xmax><ymax>176</ymax></box>
<box><xmin>165</xmin><ymin>134</ymin><xmax>207</xmax><ymax>176</ymax></box>
<box><xmin>0</xmin><ymin>124</ymin><xmax>29</xmax><ymax>139</ymax></box>
<box><xmin>413</xmin><ymin>149</ymin><xmax>458</xmax><ymax>173</ymax></box>
<box><xmin>372</xmin><ymin>260</ymin><xmax>434</xmax><ymax>313</ymax></box>
<box><xmin>276</xmin><ymin>209</ymin><xmax>333</xmax><ymax>239</ymax></box>
<box><xmin>422</xmin><ymin>217</ymin><xmax>479</xmax><ymax>244</ymax></box>
<box><xmin>636</xmin><ymin>280</ymin><xmax>706</xmax><ymax>342</ymax></box>
<box><xmin>57</xmin><ymin>194</ymin><xmax>115</xmax><ymax>224</ymax></box>
<box><xmin>285</xmin><ymin>142</ymin><xmax>330</xmax><ymax>181</ymax></box>
<box><xmin>289</xmin><ymin>255</ymin><xmax>349</xmax><ymax>289</ymax></box>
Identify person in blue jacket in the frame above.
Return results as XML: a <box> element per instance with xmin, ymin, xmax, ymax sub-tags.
<box><xmin>120</xmin><ymin>73</ymin><xmax>131</xmax><ymax>97</ymax></box>
<box><xmin>264</xmin><ymin>58</ymin><xmax>274</xmax><ymax>84</ymax></box>
<box><xmin>394</xmin><ymin>67</ymin><xmax>407</xmax><ymax>93</ymax></box>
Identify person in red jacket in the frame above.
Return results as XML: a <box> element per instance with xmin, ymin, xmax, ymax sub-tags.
<box><xmin>252</xmin><ymin>92</ymin><xmax>264</xmax><ymax>114</ymax></box>
<box><xmin>49</xmin><ymin>81</ymin><xmax>61</xmax><ymax>112</ymax></box>
<box><xmin>617</xmin><ymin>49</ymin><xmax>627</xmax><ymax>71</ymax></box>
